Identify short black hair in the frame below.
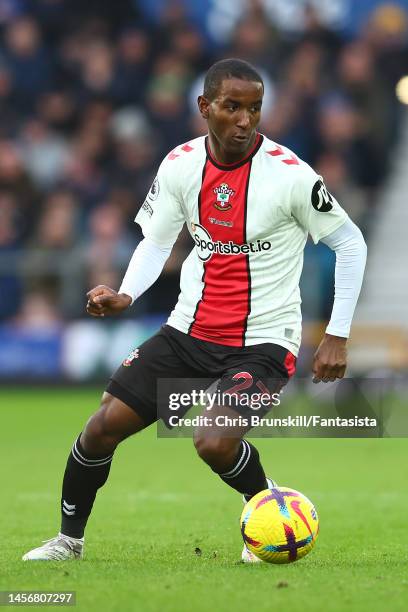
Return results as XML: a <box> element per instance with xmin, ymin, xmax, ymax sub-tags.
<box><xmin>203</xmin><ymin>58</ymin><xmax>264</xmax><ymax>100</ymax></box>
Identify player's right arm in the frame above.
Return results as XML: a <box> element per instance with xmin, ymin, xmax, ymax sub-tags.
<box><xmin>86</xmin><ymin>155</ymin><xmax>185</xmax><ymax>317</ymax></box>
<box><xmin>86</xmin><ymin>285</ymin><xmax>132</xmax><ymax>317</ymax></box>
<box><xmin>86</xmin><ymin>238</ymin><xmax>172</xmax><ymax>316</ymax></box>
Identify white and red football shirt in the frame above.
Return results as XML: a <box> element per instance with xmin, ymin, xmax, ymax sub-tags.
<box><xmin>135</xmin><ymin>134</ymin><xmax>348</xmax><ymax>355</ymax></box>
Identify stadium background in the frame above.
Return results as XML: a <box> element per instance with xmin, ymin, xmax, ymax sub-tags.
<box><xmin>1</xmin><ymin>3</ymin><xmax>408</xmax><ymax>611</ymax></box>
<box><xmin>1</xmin><ymin>0</ymin><xmax>408</xmax><ymax>381</ymax></box>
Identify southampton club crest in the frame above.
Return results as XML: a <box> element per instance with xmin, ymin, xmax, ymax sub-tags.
<box><xmin>213</xmin><ymin>183</ymin><xmax>235</xmax><ymax>211</ymax></box>
<box><xmin>123</xmin><ymin>348</ymin><xmax>139</xmax><ymax>367</ymax></box>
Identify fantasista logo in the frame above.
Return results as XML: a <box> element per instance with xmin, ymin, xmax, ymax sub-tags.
<box><xmin>191</xmin><ymin>223</ymin><xmax>272</xmax><ymax>262</ymax></box>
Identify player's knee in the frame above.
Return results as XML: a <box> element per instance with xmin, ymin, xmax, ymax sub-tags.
<box><xmin>81</xmin><ymin>394</ymin><xmax>126</xmax><ymax>453</ymax></box>
<box><xmin>193</xmin><ymin>435</ymin><xmax>238</xmax><ymax>472</ymax></box>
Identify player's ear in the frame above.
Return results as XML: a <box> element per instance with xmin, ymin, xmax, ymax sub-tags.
<box><xmin>198</xmin><ymin>95</ymin><xmax>210</xmax><ymax>120</ymax></box>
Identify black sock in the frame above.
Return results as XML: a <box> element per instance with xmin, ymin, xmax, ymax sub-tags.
<box><xmin>219</xmin><ymin>440</ymin><xmax>268</xmax><ymax>501</ymax></box>
<box><xmin>60</xmin><ymin>434</ymin><xmax>113</xmax><ymax>538</ymax></box>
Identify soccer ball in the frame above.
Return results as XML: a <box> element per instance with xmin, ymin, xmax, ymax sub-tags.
<box><xmin>240</xmin><ymin>487</ymin><xmax>319</xmax><ymax>563</ymax></box>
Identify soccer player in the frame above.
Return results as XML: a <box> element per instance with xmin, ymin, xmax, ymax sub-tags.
<box><xmin>23</xmin><ymin>59</ymin><xmax>366</xmax><ymax>562</ymax></box>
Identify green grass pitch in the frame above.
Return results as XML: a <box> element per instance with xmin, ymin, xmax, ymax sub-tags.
<box><xmin>1</xmin><ymin>388</ymin><xmax>407</xmax><ymax>611</ymax></box>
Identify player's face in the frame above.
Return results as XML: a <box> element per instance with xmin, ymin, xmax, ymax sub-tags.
<box><xmin>198</xmin><ymin>78</ymin><xmax>263</xmax><ymax>161</ymax></box>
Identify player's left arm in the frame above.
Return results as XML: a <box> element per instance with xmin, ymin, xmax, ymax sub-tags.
<box><xmin>313</xmin><ymin>218</ymin><xmax>367</xmax><ymax>382</ymax></box>
<box><xmin>290</xmin><ymin>167</ymin><xmax>367</xmax><ymax>382</ymax></box>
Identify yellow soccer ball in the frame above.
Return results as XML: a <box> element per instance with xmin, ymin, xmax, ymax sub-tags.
<box><xmin>240</xmin><ymin>487</ymin><xmax>319</xmax><ymax>563</ymax></box>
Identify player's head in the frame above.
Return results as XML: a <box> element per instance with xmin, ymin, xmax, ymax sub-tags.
<box><xmin>198</xmin><ymin>58</ymin><xmax>264</xmax><ymax>155</ymax></box>
<box><xmin>203</xmin><ymin>59</ymin><xmax>264</xmax><ymax>101</ymax></box>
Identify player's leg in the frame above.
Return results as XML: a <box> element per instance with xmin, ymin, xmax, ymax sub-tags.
<box><xmin>193</xmin><ymin>404</ymin><xmax>269</xmax><ymax>501</ymax></box>
<box><xmin>193</xmin><ymin>399</ymin><xmax>276</xmax><ymax>564</ymax></box>
<box><xmin>22</xmin><ymin>394</ymin><xmax>148</xmax><ymax>561</ymax></box>
<box><xmin>59</xmin><ymin>393</ymin><xmax>146</xmax><ymax>541</ymax></box>
<box><xmin>22</xmin><ymin>328</ymin><xmax>197</xmax><ymax>560</ymax></box>
<box><xmin>193</xmin><ymin>348</ymin><xmax>294</xmax><ymax>500</ymax></box>
<box><xmin>193</xmin><ymin>350</ymin><xmax>294</xmax><ymax>562</ymax></box>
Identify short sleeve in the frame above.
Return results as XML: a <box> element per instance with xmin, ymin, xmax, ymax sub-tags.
<box><xmin>135</xmin><ymin>158</ymin><xmax>185</xmax><ymax>248</ymax></box>
<box><xmin>290</xmin><ymin>165</ymin><xmax>348</xmax><ymax>244</ymax></box>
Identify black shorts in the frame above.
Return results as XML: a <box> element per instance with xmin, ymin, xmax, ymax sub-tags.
<box><xmin>106</xmin><ymin>325</ymin><xmax>296</xmax><ymax>428</ymax></box>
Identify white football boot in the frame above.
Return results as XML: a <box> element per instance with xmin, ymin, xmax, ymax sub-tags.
<box><xmin>22</xmin><ymin>533</ymin><xmax>84</xmax><ymax>561</ymax></box>
<box><xmin>241</xmin><ymin>478</ymin><xmax>277</xmax><ymax>563</ymax></box>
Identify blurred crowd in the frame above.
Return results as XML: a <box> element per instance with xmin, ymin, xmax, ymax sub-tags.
<box><xmin>1</xmin><ymin>0</ymin><xmax>408</xmax><ymax>326</ymax></box>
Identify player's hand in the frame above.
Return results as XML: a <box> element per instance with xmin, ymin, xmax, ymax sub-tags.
<box><xmin>86</xmin><ymin>285</ymin><xmax>132</xmax><ymax>317</ymax></box>
<box><xmin>312</xmin><ymin>334</ymin><xmax>347</xmax><ymax>383</ymax></box>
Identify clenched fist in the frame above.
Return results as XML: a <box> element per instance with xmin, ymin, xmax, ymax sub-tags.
<box><xmin>312</xmin><ymin>334</ymin><xmax>347</xmax><ymax>383</ymax></box>
<box><xmin>86</xmin><ymin>285</ymin><xmax>132</xmax><ymax>317</ymax></box>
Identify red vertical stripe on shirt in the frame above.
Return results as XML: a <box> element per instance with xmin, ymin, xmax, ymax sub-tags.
<box><xmin>189</xmin><ymin>160</ymin><xmax>252</xmax><ymax>347</ymax></box>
